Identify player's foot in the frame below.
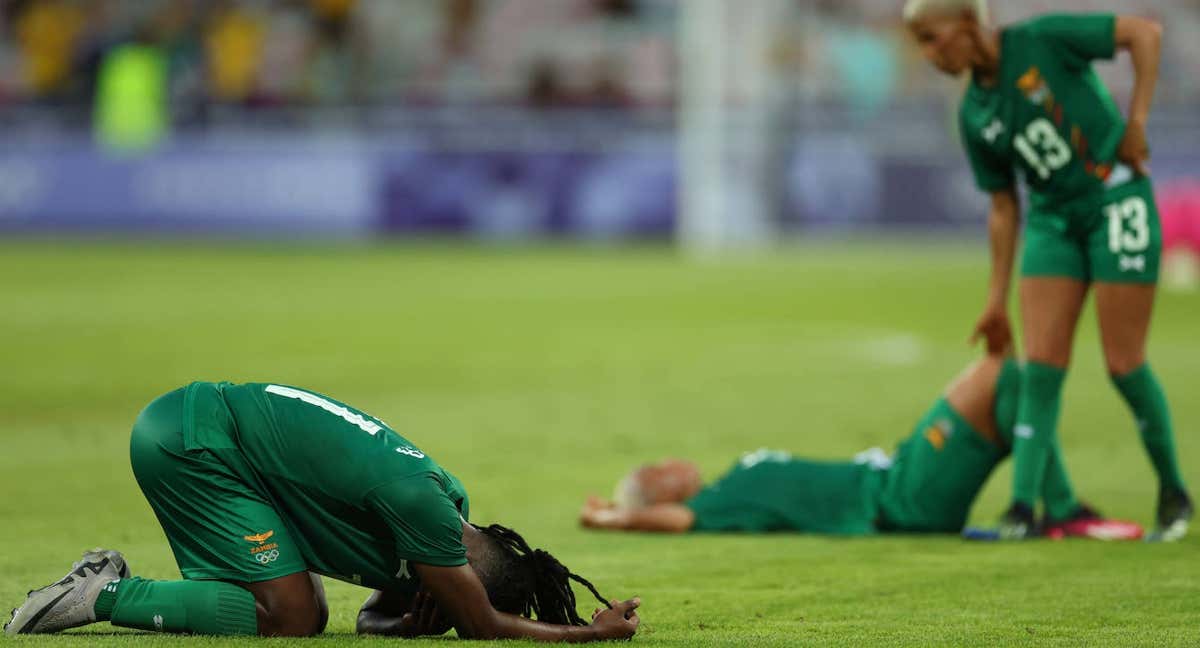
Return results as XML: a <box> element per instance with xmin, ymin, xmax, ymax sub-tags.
<box><xmin>81</xmin><ymin>548</ymin><xmax>130</xmax><ymax>579</ymax></box>
<box><xmin>1043</xmin><ymin>504</ymin><xmax>1144</xmax><ymax>541</ymax></box>
<box><xmin>1147</xmin><ymin>488</ymin><xmax>1193</xmax><ymax>543</ymax></box>
<box><xmin>996</xmin><ymin>502</ymin><xmax>1036</xmax><ymax>540</ymax></box>
<box><xmin>962</xmin><ymin>503</ymin><xmax>1038</xmax><ymax>541</ymax></box>
<box><xmin>4</xmin><ymin>549</ymin><xmax>127</xmax><ymax>635</ymax></box>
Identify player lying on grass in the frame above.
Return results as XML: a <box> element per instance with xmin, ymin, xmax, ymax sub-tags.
<box><xmin>6</xmin><ymin>382</ymin><xmax>640</xmax><ymax>639</ymax></box>
<box><xmin>904</xmin><ymin>0</ymin><xmax>1192</xmax><ymax>540</ymax></box>
<box><xmin>580</xmin><ymin>352</ymin><xmax>1140</xmax><ymax>539</ymax></box>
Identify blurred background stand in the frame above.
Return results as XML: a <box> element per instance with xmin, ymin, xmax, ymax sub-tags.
<box><xmin>678</xmin><ymin>0</ymin><xmax>790</xmax><ymax>254</ymax></box>
<box><xmin>0</xmin><ymin>0</ymin><xmax>1195</xmax><ymax>259</ymax></box>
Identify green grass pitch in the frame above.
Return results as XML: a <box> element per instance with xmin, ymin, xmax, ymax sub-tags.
<box><xmin>1</xmin><ymin>240</ymin><xmax>1197</xmax><ymax>647</ymax></box>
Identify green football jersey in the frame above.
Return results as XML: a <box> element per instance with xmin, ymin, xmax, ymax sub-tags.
<box><xmin>182</xmin><ymin>381</ymin><xmax>470</xmax><ymax>590</ymax></box>
<box><xmin>685</xmin><ymin>450</ymin><xmax>884</xmax><ymax>535</ymax></box>
<box><xmin>959</xmin><ymin>13</ymin><xmax>1125</xmax><ymax>208</ymax></box>
<box><xmin>685</xmin><ymin>363</ymin><xmax>1022</xmax><ymax>535</ymax></box>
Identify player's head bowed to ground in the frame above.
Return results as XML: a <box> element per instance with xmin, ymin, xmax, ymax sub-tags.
<box><xmin>467</xmin><ymin>522</ymin><xmax>612</xmax><ymax>625</ymax></box>
<box><xmin>7</xmin><ymin>382</ymin><xmax>640</xmax><ymax>640</ymax></box>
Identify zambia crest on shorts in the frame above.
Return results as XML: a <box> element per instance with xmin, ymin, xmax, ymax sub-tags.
<box><xmin>244</xmin><ymin>530</ymin><xmax>274</xmax><ymax>545</ymax></box>
<box><xmin>243</xmin><ymin>530</ymin><xmax>280</xmax><ymax>558</ymax></box>
<box><xmin>924</xmin><ymin>419</ymin><xmax>955</xmax><ymax>451</ymax></box>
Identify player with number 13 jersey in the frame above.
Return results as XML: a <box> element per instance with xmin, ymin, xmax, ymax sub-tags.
<box><xmin>957</xmin><ymin>13</ymin><xmax>1157</xmax><ymax>283</ymax></box>
<box><xmin>905</xmin><ymin>1</ymin><xmax>1191</xmax><ymax>541</ymax></box>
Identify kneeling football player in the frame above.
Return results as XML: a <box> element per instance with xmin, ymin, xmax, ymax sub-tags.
<box><xmin>7</xmin><ymin>382</ymin><xmax>640</xmax><ymax>639</ymax></box>
<box><xmin>580</xmin><ymin>352</ymin><xmax>1144</xmax><ymax>540</ymax></box>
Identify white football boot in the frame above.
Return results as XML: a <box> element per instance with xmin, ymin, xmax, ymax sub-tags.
<box><xmin>5</xmin><ymin>548</ymin><xmax>130</xmax><ymax>635</ymax></box>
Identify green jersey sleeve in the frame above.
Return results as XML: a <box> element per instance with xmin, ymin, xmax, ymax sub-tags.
<box><xmin>959</xmin><ymin>110</ymin><xmax>1014</xmax><ymax>192</ymax></box>
<box><xmin>1028</xmin><ymin>13</ymin><xmax>1116</xmax><ymax>69</ymax></box>
<box><xmin>366</xmin><ymin>475</ymin><xmax>468</xmax><ymax>568</ymax></box>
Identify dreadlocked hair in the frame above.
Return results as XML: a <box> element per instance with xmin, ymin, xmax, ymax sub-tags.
<box><xmin>471</xmin><ymin>523</ymin><xmax>612</xmax><ymax>626</ymax></box>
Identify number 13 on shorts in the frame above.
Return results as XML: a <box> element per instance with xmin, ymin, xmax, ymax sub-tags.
<box><xmin>1106</xmin><ymin>197</ymin><xmax>1150</xmax><ymax>254</ymax></box>
<box><xmin>1093</xmin><ymin>180</ymin><xmax>1161</xmax><ymax>284</ymax></box>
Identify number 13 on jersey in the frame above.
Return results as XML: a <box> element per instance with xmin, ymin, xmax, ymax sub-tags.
<box><xmin>1014</xmin><ymin>118</ymin><xmax>1072</xmax><ymax>180</ymax></box>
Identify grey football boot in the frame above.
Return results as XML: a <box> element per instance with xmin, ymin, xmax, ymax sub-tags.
<box><xmin>1147</xmin><ymin>488</ymin><xmax>1193</xmax><ymax>543</ymax></box>
<box><xmin>5</xmin><ymin>549</ymin><xmax>130</xmax><ymax>635</ymax></box>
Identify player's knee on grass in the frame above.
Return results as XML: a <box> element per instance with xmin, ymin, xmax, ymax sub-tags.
<box><xmin>242</xmin><ymin>572</ymin><xmax>327</xmax><ymax>637</ymax></box>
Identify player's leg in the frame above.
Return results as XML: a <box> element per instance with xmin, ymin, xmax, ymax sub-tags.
<box><xmin>119</xmin><ymin>386</ymin><xmax>324</xmax><ymax>635</ymax></box>
<box><xmin>238</xmin><ymin>572</ymin><xmax>328</xmax><ymax>636</ymax></box>
<box><xmin>942</xmin><ymin>353</ymin><xmax>1077</xmax><ymax>519</ymax></box>
<box><xmin>1001</xmin><ymin>209</ymin><xmax>1092</xmax><ymax>536</ymax></box>
<box><xmin>976</xmin><ymin>355</ymin><xmax>1083</xmax><ymax>523</ymax></box>
<box><xmin>1094</xmin><ymin>283</ymin><xmax>1183</xmax><ymax>485</ymax></box>
<box><xmin>9</xmin><ymin>386</ymin><xmax>325</xmax><ymax>636</ymax></box>
<box><xmin>1090</xmin><ymin>177</ymin><xmax>1191</xmax><ymax>541</ymax></box>
<box><xmin>942</xmin><ymin>353</ymin><xmax>1008</xmax><ymax>443</ymax></box>
<box><xmin>877</xmin><ymin>359</ymin><xmax>1015</xmax><ymax>534</ymax></box>
<box><xmin>1010</xmin><ymin>276</ymin><xmax>1088</xmax><ymax>524</ymax></box>
<box><xmin>6</xmin><ymin>389</ymin><xmax>259</xmax><ymax>635</ymax></box>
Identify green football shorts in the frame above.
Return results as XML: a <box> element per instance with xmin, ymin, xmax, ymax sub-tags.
<box><xmin>129</xmin><ymin>387</ymin><xmax>307</xmax><ymax>582</ymax></box>
<box><xmin>1022</xmin><ymin>174</ymin><xmax>1161</xmax><ymax>284</ymax></box>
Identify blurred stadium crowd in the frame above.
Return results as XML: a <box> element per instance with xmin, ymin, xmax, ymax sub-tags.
<box><xmin>3</xmin><ymin>0</ymin><xmax>1199</xmax><ymax>123</ymax></box>
<box><xmin>0</xmin><ymin>0</ymin><xmax>1197</xmax><ymax>260</ymax></box>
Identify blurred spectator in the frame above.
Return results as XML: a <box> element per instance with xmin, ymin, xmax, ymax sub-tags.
<box><xmin>811</xmin><ymin>0</ymin><xmax>899</xmax><ymax>121</ymax></box>
<box><xmin>204</xmin><ymin>1</ymin><xmax>264</xmax><ymax>104</ymax></box>
<box><xmin>94</xmin><ymin>25</ymin><xmax>168</xmax><ymax>152</ymax></box>
<box><xmin>13</xmin><ymin>0</ymin><xmax>85</xmax><ymax>101</ymax></box>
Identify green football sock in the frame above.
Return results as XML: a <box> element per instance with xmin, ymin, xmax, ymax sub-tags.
<box><xmin>93</xmin><ymin>577</ymin><xmax>257</xmax><ymax>635</ymax></box>
<box><xmin>1000</xmin><ymin>359</ymin><xmax>1077</xmax><ymax>519</ymax></box>
<box><xmin>1112</xmin><ymin>364</ymin><xmax>1187</xmax><ymax>492</ymax></box>
<box><xmin>1042</xmin><ymin>443</ymin><xmax>1079</xmax><ymax>521</ymax></box>
<box><xmin>1012</xmin><ymin>361</ymin><xmax>1066</xmax><ymax>509</ymax></box>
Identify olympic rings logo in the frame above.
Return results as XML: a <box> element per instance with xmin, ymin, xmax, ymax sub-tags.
<box><xmin>255</xmin><ymin>549</ymin><xmax>280</xmax><ymax>564</ymax></box>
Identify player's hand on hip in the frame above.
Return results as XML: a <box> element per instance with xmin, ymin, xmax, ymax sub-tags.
<box><xmin>970</xmin><ymin>304</ymin><xmax>1013</xmax><ymax>355</ymax></box>
<box><xmin>590</xmin><ymin>598</ymin><xmax>640</xmax><ymax>640</ymax></box>
<box><xmin>1117</xmin><ymin>120</ymin><xmax>1151</xmax><ymax>177</ymax></box>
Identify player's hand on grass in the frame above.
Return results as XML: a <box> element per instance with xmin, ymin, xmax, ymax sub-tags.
<box><xmin>586</xmin><ymin>495</ymin><xmax>615</xmax><ymax>509</ymax></box>
<box><xmin>1117</xmin><ymin>119</ymin><xmax>1151</xmax><ymax>177</ymax></box>
<box><xmin>969</xmin><ymin>303</ymin><xmax>1012</xmax><ymax>355</ymax></box>
<box><xmin>589</xmin><ymin>598</ymin><xmax>640</xmax><ymax>640</ymax></box>
<box><xmin>397</xmin><ymin>590</ymin><xmax>450</xmax><ymax>637</ymax></box>
<box><xmin>580</xmin><ymin>496</ymin><xmax>622</xmax><ymax>529</ymax></box>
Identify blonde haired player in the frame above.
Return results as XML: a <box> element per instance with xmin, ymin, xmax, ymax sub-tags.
<box><xmin>582</xmin><ymin>352</ymin><xmax>1142</xmax><ymax>540</ymax></box>
<box><xmin>903</xmin><ymin>0</ymin><xmax>1191</xmax><ymax>540</ymax></box>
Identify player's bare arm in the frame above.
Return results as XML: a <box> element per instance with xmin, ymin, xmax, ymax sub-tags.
<box><xmin>356</xmin><ymin>523</ymin><xmax>640</xmax><ymax>642</ymax></box>
<box><xmin>415</xmin><ymin>562</ymin><xmax>639</xmax><ymax>642</ymax></box>
<box><xmin>1114</xmin><ymin>16</ymin><xmax>1162</xmax><ymax>176</ymax></box>
<box><xmin>971</xmin><ymin>188</ymin><xmax>1019</xmax><ymax>353</ymax></box>
<box><xmin>580</xmin><ymin>496</ymin><xmax>695</xmax><ymax>533</ymax></box>
<box><xmin>358</xmin><ymin>588</ymin><xmax>450</xmax><ymax>637</ymax></box>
